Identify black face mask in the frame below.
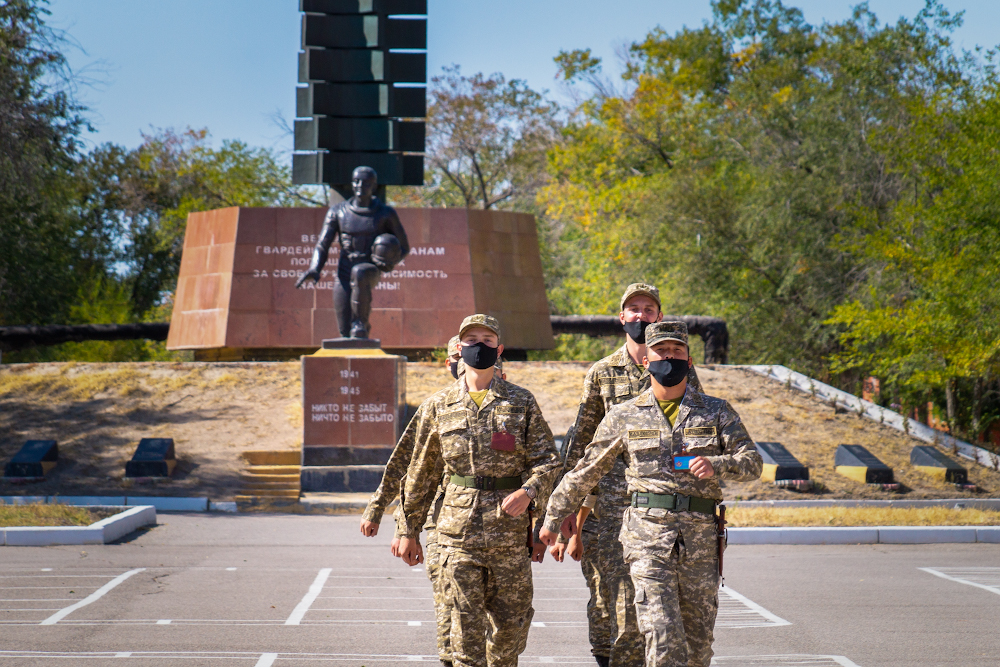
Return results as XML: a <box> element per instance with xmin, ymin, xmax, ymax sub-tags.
<box><xmin>647</xmin><ymin>358</ymin><xmax>689</xmax><ymax>388</ymax></box>
<box><xmin>461</xmin><ymin>342</ymin><xmax>499</xmax><ymax>370</ymax></box>
<box><xmin>449</xmin><ymin>360</ymin><xmax>460</xmax><ymax>379</ymax></box>
<box><xmin>623</xmin><ymin>319</ymin><xmax>652</xmax><ymax>344</ymax></box>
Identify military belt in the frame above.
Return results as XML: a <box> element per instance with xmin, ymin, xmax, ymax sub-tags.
<box><xmin>631</xmin><ymin>491</ymin><xmax>717</xmax><ymax>515</ymax></box>
<box><xmin>450</xmin><ymin>474</ymin><xmax>522</xmax><ymax>491</ymax></box>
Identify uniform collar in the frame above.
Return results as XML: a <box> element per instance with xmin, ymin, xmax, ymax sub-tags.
<box><xmin>635</xmin><ymin>384</ymin><xmax>702</xmax><ymax>431</ymax></box>
<box><xmin>610</xmin><ymin>344</ymin><xmax>648</xmax><ymax>376</ymax></box>
<box><xmin>444</xmin><ymin>373</ymin><xmax>509</xmax><ymax>409</ymax></box>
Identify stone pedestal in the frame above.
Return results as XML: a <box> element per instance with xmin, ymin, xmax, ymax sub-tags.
<box><xmin>300</xmin><ymin>348</ymin><xmax>406</xmax><ymax>493</ymax></box>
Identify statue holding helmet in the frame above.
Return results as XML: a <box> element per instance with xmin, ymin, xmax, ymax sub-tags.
<box><xmin>296</xmin><ymin>166</ymin><xmax>410</xmax><ymax>339</ymax></box>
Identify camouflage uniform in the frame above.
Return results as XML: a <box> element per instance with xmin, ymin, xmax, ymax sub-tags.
<box><xmin>545</xmin><ymin>382</ymin><xmax>761</xmax><ymax>667</ymax></box>
<box><xmin>366</xmin><ymin>408</ymin><xmax>454</xmax><ymax>663</ymax></box>
<box><xmin>401</xmin><ymin>375</ymin><xmax>561</xmax><ymax>667</ymax></box>
<box><xmin>561</xmin><ymin>344</ymin><xmax>703</xmax><ymax>667</ymax></box>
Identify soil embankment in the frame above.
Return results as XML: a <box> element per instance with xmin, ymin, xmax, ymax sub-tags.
<box><xmin>1</xmin><ymin>361</ymin><xmax>997</xmax><ymax>500</ymax></box>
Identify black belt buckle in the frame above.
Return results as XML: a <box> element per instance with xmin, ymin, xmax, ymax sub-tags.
<box><xmin>674</xmin><ymin>494</ymin><xmax>690</xmax><ymax>512</ymax></box>
<box><xmin>475</xmin><ymin>476</ymin><xmax>495</xmax><ymax>491</ymax></box>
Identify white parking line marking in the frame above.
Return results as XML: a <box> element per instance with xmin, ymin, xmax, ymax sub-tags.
<box><xmin>712</xmin><ymin>656</ymin><xmax>861</xmax><ymax>666</ymax></box>
<box><xmin>407</xmin><ymin>621</ymin><xmax>422</xmax><ymax>626</ymax></box>
<box><xmin>285</xmin><ymin>568</ymin><xmax>332</xmax><ymax>625</ymax></box>
<box><xmin>919</xmin><ymin>567</ymin><xmax>1000</xmax><ymax>596</ymax></box>
<box><xmin>41</xmin><ymin>569</ymin><xmax>52</xmax><ymax>572</ymax></box>
<box><xmin>227</xmin><ymin>567</ymin><xmax>237</xmax><ymax>571</ymax></box>
<box><xmin>718</xmin><ymin>587</ymin><xmax>791</xmax><ymax>628</ymax></box>
<box><xmin>532</xmin><ymin>621</ymin><xmax>547</xmax><ymax>627</ymax></box>
<box><xmin>39</xmin><ymin>569</ymin><xmax>144</xmax><ymax>626</ymax></box>
<box><xmin>115</xmin><ymin>653</ymin><xmax>132</xmax><ymax>658</ymax></box>
<box><xmin>156</xmin><ymin>619</ymin><xmax>171</xmax><ymax>625</ymax></box>
<box><xmin>255</xmin><ymin>653</ymin><xmax>278</xmax><ymax>667</ymax></box>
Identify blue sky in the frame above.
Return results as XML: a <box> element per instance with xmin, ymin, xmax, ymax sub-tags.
<box><xmin>47</xmin><ymin>0</ymin><xmax>998</xmax><ymax>154</ymax></box>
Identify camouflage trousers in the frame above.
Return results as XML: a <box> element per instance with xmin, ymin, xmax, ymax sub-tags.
<box><xmin>580</xmin><ymin>513</ymin><xmax>611</xmax><ymax>658</ymax></box>
<box><xmin>441</xmin><ymin>544</ymin><xmax>534</xmax><ymax>667</ymax></box>
<box><xmin>620</xmin><ymin>508</ymin><xmax>721</xmax><ymax>667</ymax></box>
<box><xmin>597</xmin><ymin>498</ymin><xmax>645</xmax><ymax>667</ymax></box>
<box><xmin>425</xmin><ymin>528</ymin><xmax>452</xmax><ymax>663</ymax></box>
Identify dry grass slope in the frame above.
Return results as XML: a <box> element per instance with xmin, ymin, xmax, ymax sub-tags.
<box><xmin>2</xmin><ymin>361</ymin><xmax>999</xmax><ymax>501</ymax></box>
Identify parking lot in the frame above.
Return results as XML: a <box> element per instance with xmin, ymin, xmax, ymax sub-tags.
<box><xmin>1</xmin><ymin>514</ymin><xmax>998</xmax><ymax>666</ymax></box>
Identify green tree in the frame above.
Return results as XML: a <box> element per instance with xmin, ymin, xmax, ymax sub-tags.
<box><xmin>393</xmin><ymin>65</ymin><xmax>561</xmax><ymax>211</ymax></box>
<box><xmin>0</xmin><ymin>0</ymin><xmax>87</xmax><ymax>327</ymax></box>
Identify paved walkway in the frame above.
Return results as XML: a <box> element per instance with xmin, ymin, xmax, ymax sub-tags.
<box><xmin>1</xmin><ymin>514</ymin><xmax>998</xmax><ymax>666</ymax></box>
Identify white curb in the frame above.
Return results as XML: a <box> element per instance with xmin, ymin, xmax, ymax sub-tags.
<box><xmin>729</xmin><ymin>525</ymin><xmax>1000</xmax><ymax>545</ymax></box>
<box><xmin>2</xmin><ymin>505</ymin><xmax>156</xmax><ymax>546</ymax></box>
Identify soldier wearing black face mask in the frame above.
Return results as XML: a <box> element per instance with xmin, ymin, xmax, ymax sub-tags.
<box><xmin>545</xmin><ymin>284</ymin><xmax>702</xmax><ymax>667</ymax></box>
<box><xmin>542</xmin><ymin>321</ymin><xmax>762</xmax><ymax>667</ymax></box>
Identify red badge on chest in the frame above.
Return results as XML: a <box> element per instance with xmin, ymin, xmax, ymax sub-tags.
<box><xmin>490</xmin><ymin>431</ymin><xmax>516</xmax><ymax>452</ymax></box>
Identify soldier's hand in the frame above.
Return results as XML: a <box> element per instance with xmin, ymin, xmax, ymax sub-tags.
<box><xmin>390</xmin><ymin>537</ymin><xmax>401</xmax><ymax>556</ymax></box>
<box><xmin>398</xmin><ymin>537</ymin><xmax>424</xmax><ymax>566</ymax></box>
<box><xmin>548</xmin><ymin>541</ymin><xmax>567</xmax><ymax>562</ymax></box>
<box><xmin>567</xmin><ymin>533</ymin><xmax>584</xmax><ymax>562</ymax></box>
<box><xmin>560</xmin><ymin>513</ymin><xmax>578</xmax><ymax>539</ymax></box>
<box><xmin>531</xmin><ymin>541</ymin><xmax>547</xmax><ymax>563</ymax></box>
<box><xmin>360</xmin><ymin>519</ymin><xmax>379</xmax><ymax>537</ymax></box>
<box><xmin>690</xmin><ymin>456</ymin><xmax>716</xmax><ymax>479</ymax></box>
<box><xmin>539</xmin><ymin>527</ymin><xmax>558</xmax><ymax>547</ymax></box>
<box><xmin>501</xmin><ymin>489</ymin><xmax>531</xmax><ymax>517</ymax></box>
<box><xmin>372</xmin><ymin>256</ymin><xmax>390</xmax><ymax>271</ymax></box>
<box><xmin>294</xmin><ymin>269</ymin><xmax>320</xmax><ymax>288</ymax></box>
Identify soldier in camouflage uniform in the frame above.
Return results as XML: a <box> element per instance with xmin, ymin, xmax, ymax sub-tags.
<box><xmin>555</xmin><ymin>284</ymin><xmax>702</xmax><ymax>667</ymax></box>
<box><xmin>541</xmin><ymin>321</ymin><xmax>762</xmax><ymax>667</ymax></box>
<box><xmin>397</xmin><ymin>314</ymin><xmax>562</xmax><ymax>667</ymax></box>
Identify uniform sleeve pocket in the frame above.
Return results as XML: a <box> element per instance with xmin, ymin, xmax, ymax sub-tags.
<box><xmin>634</xmin><ymin>584</ymin><xmax>646</xmax><ymax>604</ymax></box>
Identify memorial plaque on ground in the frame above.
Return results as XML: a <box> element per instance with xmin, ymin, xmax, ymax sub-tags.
<box><xmin>166</xmin><ymin>207</ymin><xmax>553</xmax><ymax>358</ymax></box>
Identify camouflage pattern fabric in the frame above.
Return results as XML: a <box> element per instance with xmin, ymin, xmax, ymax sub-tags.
<box><xmin>544</xmin><ymin>385</ymin><xmax>761</xmax><ymax>667</ymax></box>
<box><xmin>558</xmin><ymin>344</ymin><xmax>702</xmax><ymax>667</ymax></box>
<box><xmin>362</xmin><ymin>405</ymin><xmax>421</xmax><ymax>524</ymax></box>
<box><xmin>442</xmin><ymin>544</ymin><xmax>533</xmax><ymax>667</ymax></box>
<box><xmin>579</xmin><ymin>512</ymin><xmax>611</xmax><ymax>659</ymax></box>
<box><xmin>596</xmin><ymin>459</ymin><xmax>644</xmax><ymax>667</ymax></box>
<box><xmin>625</xmin><ymin>510</ymin><xmax>723</xmax><ymax>667</ymax></box>
<box><xmin>401</xmin><ymin>375</ymin><xmax>561</xmax><ymax>667</ymax></box>
<box><xmin>424</xmin><ymin>489</ymin><xmax>451</xmax><ymax>663</ymax></box>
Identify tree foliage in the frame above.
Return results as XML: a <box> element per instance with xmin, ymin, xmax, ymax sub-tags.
<box><xmin>394</xmin><ymin>65</ymin><xmax>561</xmax><ymax>211</ymax></box>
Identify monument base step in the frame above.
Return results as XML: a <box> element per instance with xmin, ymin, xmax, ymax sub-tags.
<box><xmin>301</xmin><ymin>465</ymin><xmax>386</xmax><ymax>493</ymax></box>
<box><xmin>302</xmin><ymin>446</ymin><xmax>394</xmax><ymax>466</ymax></box>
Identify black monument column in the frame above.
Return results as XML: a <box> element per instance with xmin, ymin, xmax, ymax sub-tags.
<box><xmin>292</xmin><ymin>0</ymin><xmax>427</xmax><ymax>200</ymax></box>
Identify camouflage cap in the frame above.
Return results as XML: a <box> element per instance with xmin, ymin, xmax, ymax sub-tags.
<box><xmin>645</xmin><ymin>321</ymin><xmax>688</xmax><ymax>348</ymax></box>
<box><xmin>447</xmin><ymin>335</ymin><xmax>461</xmax><ymax>356</ymax></box>
<box><xmin>459</xmin><ymin>314</ymin><xmax>502</xmax><ymax>340</ymax></box>
<box><xmin>620</xmin><ymin>283</ymin><xmax>661</xmax><ymax>311</ymax></box>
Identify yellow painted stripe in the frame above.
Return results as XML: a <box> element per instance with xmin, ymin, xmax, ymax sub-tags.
<box><xmin>760</xmin><ymin>463</ymin><xmax>778</xmax><ymax>483</ymax></box>
<box><xmin>835</xmin><ymin>465</ymin><xmax>869</xmax><ymax>484</ymax></box>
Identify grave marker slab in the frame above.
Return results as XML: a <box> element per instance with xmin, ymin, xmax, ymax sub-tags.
<box><xmin>835</xmin><ymin>444</ymin><xmax>894</xmax><ymax>484</ymax></box>
<box><xmin>125</xmin><ymin>439</ymin><xmax>176</xmax><ymax>478</ymax></box>
<box><xmin>756</xmin><ymin>441</ymin><xmax>809</xmax><ymax>482</ymax></box>
<box><xmin>911</xmin><ymin>445</ymin><xmax>968</xmax><ymax>484</ymax></box>
<box><xmin>3</xmin><ymin>440</ymin><xmax>58</xmax><ymax>479</ymax></box>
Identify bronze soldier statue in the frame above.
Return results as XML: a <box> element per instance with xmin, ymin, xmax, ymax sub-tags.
<box><xmin>295</xmin><ymin>166</ymin><xmax>410</xmax><ymax>339</ymax></box>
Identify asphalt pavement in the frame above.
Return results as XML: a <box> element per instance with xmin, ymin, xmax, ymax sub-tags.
<box><xmin>0</xmin><ymin>513</ymin><xmax>998</xmax><ymax>666</ymax></box>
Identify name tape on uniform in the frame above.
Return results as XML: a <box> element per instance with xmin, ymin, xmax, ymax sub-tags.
<box><xmin>628</xmin><ymin>429</ymin><xmax>661</xmax><ymax>439</ymax></box>
<box><xmin>494</xmin><ymin>406</ymin><xmax>526</xmax><ymax>414</ymax></box>
<box><xmin>684</xmin><ymin>427</ymin><xmax>717</xmax><ymax>437</ymax></box>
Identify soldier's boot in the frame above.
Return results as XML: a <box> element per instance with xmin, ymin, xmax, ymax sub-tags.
<box><xmin>595</xmin><ymin>656</ymin><xmax>610</xmax><ymax>667</ymax></box>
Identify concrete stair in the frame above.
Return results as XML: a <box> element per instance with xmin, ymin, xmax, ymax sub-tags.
<box><xmin>236</xmin><ymin>451</ymin><xmax>301</xmax><ymax>510</ymax></box>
